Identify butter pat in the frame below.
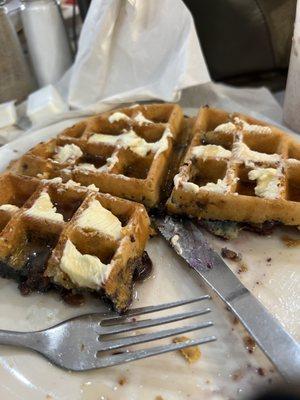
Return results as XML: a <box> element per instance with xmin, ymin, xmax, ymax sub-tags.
<box><xmin>201</xmin><ymin>179</ymin><xmax>228</xmax><ymax>194</ymax></box>
<box><xmin>76</xmin><ymin>199</ymin><xmax>122</xmax><ymax>240</ymax></box>
<box><xmin>174</xmin><ymin>173</ymin><xmax>199</xmax><ymax>193</ymax></box>
<box><xmin>233</xmin><ymin>142</ymin><xmax>281</xmax><ymax>163</ymax></box>
<box><xmin>174</xmin><ymin>174</ymin><xmax>199</xmax><ymax>193</ymax></box>
<box><xmin>76</xmin><ymin>163</ymin><xmax>98</xmax><ymax>172</ymax></box>
<box><xmin>234</xmin><ymin>117</ymin><xmax>272</xmax><ymax>134</ymax></box>
<box><xmin>42</xmin><ymin>177</ymin><xmax>63</xmax><ymax>184</ymax></box>
<box><xmin>192</xmin><ymin>144</ymin><xmax>231</xmax><ymax>159</ymax></box>
<box><xmin>173</xmin><ymin>172</ymin><xmax>181</xmax><ymax>189</ymax></box>
<box><xmin>118</xmin><ymin>129</ymin><xmax>150</xmax><ymax>157</ymax></box>
<box><xmin>88</xmin><ymin>133</ymin><xmax>120</xmax><ymax>145</ymax></box>
<box><xmin>64</xmin><ymin>180</ymin><xmax>99</xmax><ymax>191</ymax></box>
<box><xmin>88</xmin><ymin>130</ymin><xmax>149</xmax><ymax>156</ymax></box>
<box><xmin>87</xmin><ymin>184</ymin><xmax>99</xmax><ymax>191</ymax></box>
<box><xmin>25</xmin><ymin>191</ymin><xmax>64</xmax><ymax>222</ymax></box>
<box><xmin>133</xmin><ymin>112</ymin><xmax>153</xmax><ymax>125</ymax></box>
<box><xmin>60</xmin><ymin>240</ymin><xmax>110</xmax><ymax>289</ymax></box>
<box><xmin>108</xmin><ymin>112</ymin><xmax>130</xmax><ymax>123</ymax></box>
<box><xmin>76</xmin><ymin>163</ymin><xmax>107</xmax><ymax>173</ymax></box>
<box><xmin>153</xmin><ymin>126</ymin><xmax>173</xmax><ymax>158</ymax></box>
<box><xmin>64</xmin><ymin>179</ymin><xmax>81</xmax><ymax>188</ymax></box>
<box><xmin>0</xmin><ymin>204</ymin><xmax>19</xmax><ymax>213</ymax></box>
<box><xmin>248</xmin><ymin>168</ymin><xmax>281</xmax><ymax>199</ymax></box>
<box><xmin>214</xmin><ymin>118</ymin><xmax>272</xmax><ymax>134</ymax></box>
<box><xmin>54</xmin><ymin>144</ymin><xmax>83</xmax><ymax>163</ymax></box>
<box><xmin>175</xmin><ymin>177</ymin><xmax>228</xmax><ymax>194</ymax></box>
<box><xmin>89</xmin><ymin>127</ymin><xmax>172</xmax><ymax>158</ymax></box>
<box><xmin>214</xmin><ymin>122</ymin><xmax>236</xmax><ymax>133</ymax></box>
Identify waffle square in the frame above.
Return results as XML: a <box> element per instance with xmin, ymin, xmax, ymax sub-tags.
<box><xmin>15</xmin><ymin>103</ymin><xmax>184</xmax><ymax>207</ymax></box>
<box><xmin>0</xmin><ymin>173</ymin><xmax>150</xmax><ymax>312</ymax></box>
<box><xmin>168</xmin><ymin>107</ymin><xmax>300</xmax><ymax>225</ymax></box>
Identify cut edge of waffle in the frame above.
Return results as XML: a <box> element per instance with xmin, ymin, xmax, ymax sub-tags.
<box><xmin>168</xmin><ymin>107</ymin><xmax>300</xmax><ymax>225</ymax></box>
<box><xmin>13</xmin><ymin>103</ymin><xmax>184</xmax><ymax>207</ymax></box>
<box><xmin>0</xmin><ymin>172</ymin><xmax>150</xmax><ymax>312</ymax></box>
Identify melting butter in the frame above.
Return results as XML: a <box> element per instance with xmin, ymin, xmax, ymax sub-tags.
<box><xmin>25</xmin><ymin>191</ymin><xmax>64</xmax><ymax>222</ymax></box>
<box><xmin>248</xmin><ymin>168</ymin><xmax>281</xmax><ymax>199</ymax></box>
<box><xmin>76</xmin><ymin>199</ymin><xmax>122</xmax><ymax>240</ymax></box>
<box><xmin>60</xmin><ymin>240</ymin><xmax>110</xmax><ymax>289</ymax></box>
<box><xmin>54</xmin><ymin>144</ymin><xmax>83</xmax><ymax>163</ymax></box>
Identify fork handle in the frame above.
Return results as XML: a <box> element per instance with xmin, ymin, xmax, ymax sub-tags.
<box><xmin>0</xmin><ymin>329</ymin><xmax>42</xmax><ymax>352</ymax></box>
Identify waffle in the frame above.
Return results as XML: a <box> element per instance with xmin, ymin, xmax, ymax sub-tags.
<box><xmin>0</xmin><ymin>172</ymin><xmax>150</xmax><ymax>312</ymax></box>
<box><xmin>14</xmin><ymin>103</ymin><xmax>184</xmax><ymax>207</ymax></box>
<box><xmin>168</xmin><ymin>107</ymin><xmax>300</xmax><ymax>225</ymax></box>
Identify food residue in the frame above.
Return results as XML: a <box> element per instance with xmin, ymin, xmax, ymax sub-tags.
<box><xmin>173</xmin><ymin>336</ymin><xmax>201</xmax><ymax>363</ymax></box>
<box><xmin>118</xmin><ymin>376</ymin><xmax>127</xmax><ymax>386</ymax></box>
<box><xmin>281</xmin><ymin>235</ymin><xmax>300</xmax><ymax>247</ymax></box>
<box><xmin>171</xmin><ymin>234</ymin><xmax>183</xmax><ymax>255</ymax></box>
<box><xmin>221</xmin><ymin>247</ymin><xmax>248</xmax><ymax>273</ymax></box>
<box><xmin>231</xmin><ymin>368</ymin><xmax>245</xmax><ymax>381</ymax></box>
<box><xmin>243</xmin><ymin>335</ymin><xmax>256</xmax><ymax>354</ymax></box>
<box><xmin>221</xmin><ymin>247</ymin><xmax>241</xmax><ymax>261</ymax></box>
<box><xmin>237</xmin><ymin>261</ymin><xmax>248</xmax><ymax>274</ymax></box>
<box><xmin>61</xmin><ymin>291</ymin><xmax>86</xmax><ymax>306</ymax></box>
<box><xmin>257</xmin><ymin>367</ymin><xmax>266</xmax><ymax>376</ymax></box>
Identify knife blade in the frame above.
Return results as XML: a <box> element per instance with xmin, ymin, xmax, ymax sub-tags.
<box><xmin>154</xmin><ymin>214</ymin><xmax>300</xmax><ymax>382</ymax></box>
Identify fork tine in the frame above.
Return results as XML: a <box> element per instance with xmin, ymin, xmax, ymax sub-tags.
<box><xmin>102</xmin><ymin>296</ymin><xmax>211</xmax><ymax>323</ymax></box>
<box><xmin>100</xmin><ymin>308</ymin><xmax>211</xmax><ymax>335</ymax></box>
<box><xmin>95</xmin><ymin>336</ymin><xmax>217</xmax><ymax>368</ymax></box>
<box><xmin>98</xmin><ymin>321</ymin><xmax>213</xmax><ymax>351</ymax></box>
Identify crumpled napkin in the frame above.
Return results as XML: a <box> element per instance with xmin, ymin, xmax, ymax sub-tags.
<box><xmin>58</xmin><ymin>0</ymin><xmax>210</xmax><ymax>111</ymax></box>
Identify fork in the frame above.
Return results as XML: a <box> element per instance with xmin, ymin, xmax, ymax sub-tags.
<box><xmin>0</xmin><ymin>296</ymin><xmax>215</xmax><ymax>371</ymax></box>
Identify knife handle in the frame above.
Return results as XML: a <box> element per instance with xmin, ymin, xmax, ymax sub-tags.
<box><xmin>225</xmin><ymin>287</ymin><xmax>300</xmax><ymax>382</ymax></box>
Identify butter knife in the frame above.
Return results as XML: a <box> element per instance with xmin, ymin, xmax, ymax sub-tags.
<box><xmin>154</xmin><ymin>214</ymin><xmax>300</xmax><ymax>382</ymax></box>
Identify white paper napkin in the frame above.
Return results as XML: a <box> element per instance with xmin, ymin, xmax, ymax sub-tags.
<box><xmin>57</xmin><ymin>0</ymin><xmax>210</xmax><ymax>111</ymax></box>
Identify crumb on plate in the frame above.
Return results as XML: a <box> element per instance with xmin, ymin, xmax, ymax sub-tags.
<box><xmin>221</xmin><ymin>247</ymin><xmax>241</xmax><ymax>261</ymax></box>
<box><xmin>173</xmin><ymin>336</ymin><xmax>201</xmax><ymax>363</ymax></box>
<box><xmin>237</xmin><ymin>261</ymin><xmax>248</xmax><ymax>273</ymax></box>
<box><xmin>257</xmin><ymin>367</ymin><xmax>266</xmax><ymax>376</ymax></box>
<box><xmin>231</xmin><ymin>368</ymin><xmax>245</xmax><ymax>381</ymax></box>
<box><xmin>243</xmin><ymin>335</ymin><xmax>256</xmax><ymax>354</ymax></box>
<box><xmin>118</xmin><ymin>376</ymin><xmax>127</xmax><ymax>386</ymax></box>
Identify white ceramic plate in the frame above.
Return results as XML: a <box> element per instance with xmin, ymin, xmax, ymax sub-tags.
<box><xmin>0</xmin><ymin>115</ymin><xmax>299</xmax><ymax>400</ymax></box>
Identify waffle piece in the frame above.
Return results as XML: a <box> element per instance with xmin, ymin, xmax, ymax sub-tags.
<box><xmin>168</xmin><ymin>107</ymin><xmax>300</xmax><ymax>225</ymax></box>
<box><xmin>0</xmin><ymin>172</ymin><xmax>150</xmax><ymax>312</ymax></box>
<box><xmin>14</xmin><ymin>103</ymin><xmax>184</xmax><ymax>207</ymax></box>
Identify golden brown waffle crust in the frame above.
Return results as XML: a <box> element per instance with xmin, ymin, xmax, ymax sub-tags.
<box><xmin>0</xmin><ymin>172</ymin><xmax>150</xmax><ymax>312</ymax></box>
<box><xmin>13</xmin><ymin>103</ymin><xmax>184</xmax><ymax>208</ymax></box>
<box><xmin>168</xmin><ymin>107</ymin><xmax>300</xmax><ymax>225</ymax></box>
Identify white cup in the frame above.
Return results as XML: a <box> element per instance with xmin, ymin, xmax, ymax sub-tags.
<box><xmin>21</xmin><ymin>0</ymin><xmax>73</xmax><ymax>88</ymax></box>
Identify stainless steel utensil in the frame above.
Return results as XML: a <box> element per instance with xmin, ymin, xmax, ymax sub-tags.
<box><xmin>154</xmin><ymin>214</ymin><xmax>300</xmax><ymax>383</ymax></box>
<box><xmin>0</xmin><ymin>296</ymin><xmax>215</xmax><ymax>371</ymax></box>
